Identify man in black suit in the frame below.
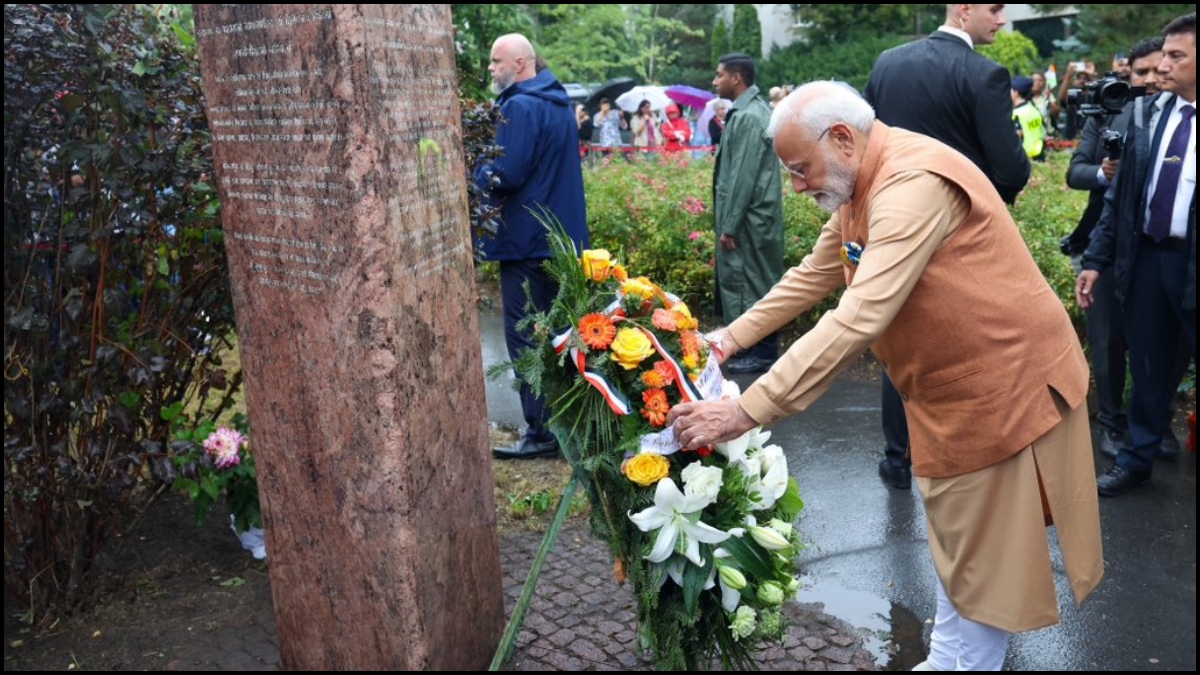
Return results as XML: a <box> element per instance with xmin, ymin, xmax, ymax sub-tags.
<box><xmin>1064</xmin><ymin>37</ymin><xmax>1166</xmax><ymax>459</ymax></box>
<box><xmin>864</xmin><ymin>3</ymin><xmax>1031</xmax><ymax>490</ymax></box>
<box><xmin>1077</xmin><ymin>13</ymin><xmax>1196</xmax><ymax>497</ymax></box>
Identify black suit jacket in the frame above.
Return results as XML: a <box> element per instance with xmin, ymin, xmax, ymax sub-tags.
<box><xmin>864</xmin><ymin>31</ymin><xmax>1030</xmax><ymax>204</ymax></box>
<box><xmin>1083</xmin><ymin>94</ymin><xmax>1197</xmax><ymax>311</ymax></box>
<box><xmin>1062</xmin><ymin>110</ymin><xmax>1131</xmax><ymax>254</ymax></box>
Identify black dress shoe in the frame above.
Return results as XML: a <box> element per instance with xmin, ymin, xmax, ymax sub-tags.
<box><xmin>493</xmin><ymin>436</ymin><xmax>560</xmax><ymax>460</ymax></box>
<box><xmin>878</xmin><ymin>457</ymin><xmax>912</xmax><ymax>490</ymax></box>
<box><xmin>1096</xmin><ymin>464</ymin><xmax>1150</xmax><ymax>497</ymax></box>
<box><xmin>1097</xmin><ymin>428</ymin><xmax>1123</xmax><ymax>459</ymax></box>
<box><xmin>726</xmin><ymin>355</ymin><xmax>773</xmax><ymax>375</ymax></box>
<box><xmin>1160</xmin><ymin>433</ymin><xmax>1182</xmax><ymax>459</ymax></box>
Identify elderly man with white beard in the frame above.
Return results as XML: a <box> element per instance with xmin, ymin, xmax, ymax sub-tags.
<box><xmin>667</xmin><ymin>81</ymin><xmax>1103</xmax><ymax>671</ymax></box>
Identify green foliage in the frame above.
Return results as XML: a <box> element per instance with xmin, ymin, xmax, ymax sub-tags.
<box><xmin>536</xmin><ymin>4</ymin><xmax>636</xmax><ymax>84</ymax></box>
<box><xmin>1063</xmin><ymin>4</ymin><xmax>1195</xmax><ymax>65</ymax></box>
<box><xmin>711</xmin><ymin>18</ymin><xmax>730</xmax><ymax>70</ymax></box>
<box><xmin>624</xmin><ymin>4</ymin><xmax>705</xmax><ymax>84</ymax></box>
<box><xmin>4</xmin><ymin>4</ymin><xmax>240</xmax><ymax>624</ymax></box>
<box><xmin>655</xmin><ymin>5</ymin><xmax>721</xmax><ymax>88</ymax></box>
<box><xmin>461</xmin><ymin>100</ymin><xmax>504</xmax><ymax>261</ymax></box>
<box><xmin>1008</xmin><ymin>151</ymin><xmax>1089</xmax><ymax>333</ymax></box>
<box><xmin>796</xmin><ymin>4</ymin><xmax>943</xmax><ymax>46</ymax></box>
<box><xmin>979</xmin><ymin>30</ymin><xmax>1042</xmax><ymax>76</ymax></box>
<box><xmin>168</xmin><ymin>414</ymin><xmax>260</xmax><ymax>534</ymax></box>
<box><xmin>452</xmin><ymin>4</ymin><xmax>533</xmax><ymax>101</ymax></box>
<box><xmin>761</xmin><ymin>32</ymin><xmax>910</xmax><ymax>91</ymax></box>
<box><xmin>730</xmin><ymin>5</ymin><xmax>762</xmax><ymax>60</ymax></box>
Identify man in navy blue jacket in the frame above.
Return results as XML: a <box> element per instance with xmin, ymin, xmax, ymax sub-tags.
<box><xmin>475</xmin><ymin>33</ymin><xmax>589</xmax><ymax>460</ymax></box>
<box><xmin>1077</xmin><ymin>14</ymin><xmax>1196</xmax><ymax>497</ymax></box>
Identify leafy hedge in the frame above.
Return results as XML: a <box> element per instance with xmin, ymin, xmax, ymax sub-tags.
<box><xmin>4</xmin><ymin>5</ymin><xmax>238</xmax><ymax>623</ymax></box>
<box><xmin>583</xmin><ymin>151</ymin><xmax>1087</xmax><ymax>335</ymax></box>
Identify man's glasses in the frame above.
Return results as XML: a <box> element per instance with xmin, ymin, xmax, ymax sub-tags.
<box><xmin>783</xmin><ymin>127</ymin><xmax>831</xmax><ymax>182</ymax></box>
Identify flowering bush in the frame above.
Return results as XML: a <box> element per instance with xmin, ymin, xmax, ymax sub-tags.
<box><xmin>509</xmin><ymin>226</ymin><xmax>804</xmax><ymax>670</ymax></box>
<box><xmin>170</xmin><ymin>415</ymin><xmax>261</xmax><ymax>535</ymax></box>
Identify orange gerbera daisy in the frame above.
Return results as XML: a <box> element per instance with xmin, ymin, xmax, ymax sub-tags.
<box><xmin>642</xmin><ymin>369</ymin><xmax>666</xmax><ymax>389</ymax></box>
<box><xmin>641</xmin><ymin>388</ymin><xmax>670</xmax><ymax>428</ymax></box>
<box><xmin>578</xmin><ymin>313</ymin><xmax>617</xmax><ymax>350</ymax></box>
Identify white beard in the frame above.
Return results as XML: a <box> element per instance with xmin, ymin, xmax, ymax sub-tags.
<box><xmin>814</xmin><ymin>153</ymin><xmax>856</xmax><ymax>212</ymax></box>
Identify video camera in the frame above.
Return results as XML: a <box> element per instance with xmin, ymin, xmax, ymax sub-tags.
<box><xmin>1066</xmin><ymin>72</ymin><xmax>1134</xmax><ymax>117</ymax></box>
<box><xmin>1100</xmin><ymin>128</ymin><xmax>1123</xmax><ymax>160</ymax></box>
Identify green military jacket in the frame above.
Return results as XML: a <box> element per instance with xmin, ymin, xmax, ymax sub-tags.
<box><xmin>713</xmin><ymin>85</ymin><xmax>784</xmax><ymax>322</ymax></box>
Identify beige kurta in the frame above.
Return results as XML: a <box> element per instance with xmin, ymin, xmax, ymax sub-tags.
<box><xmin>727</xmin><ymin>124</ymin><xmax>1102</xmax><ymax>632</ymax></box>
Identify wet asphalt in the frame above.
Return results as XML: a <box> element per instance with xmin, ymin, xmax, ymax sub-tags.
<box><xmin>481</xmin><ymin>309</ymin><xmax>1197</xmax><ymax>671</ymax></box>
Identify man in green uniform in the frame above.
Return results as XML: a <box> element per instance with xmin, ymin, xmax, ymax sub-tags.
<box><xmin>712</xmin><ymin>52</ymin><xmax>784</xmax><ymax>375</ymax></box>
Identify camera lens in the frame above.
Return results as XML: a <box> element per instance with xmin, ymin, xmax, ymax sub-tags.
<box><xmin>1099</xmin><ymin>80</ymin><xmax>1132</xmax><ymax>111</ymax></box>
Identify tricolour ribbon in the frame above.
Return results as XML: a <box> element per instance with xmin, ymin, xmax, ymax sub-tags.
<box><xmin>553</xmin><ymin>327</ymin><xmax>633</xmax><ymax>416</ymax></box>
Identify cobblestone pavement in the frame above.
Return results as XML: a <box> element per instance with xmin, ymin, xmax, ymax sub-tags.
<box><xmin>497</xmin><ymin>526</ymin><xmax>880</xmax><ymax>671</ymax></box>
<box><xmin>175</xmin><ymin>524</ymin><xmax>883</xmax><ymax>671</ymax></box>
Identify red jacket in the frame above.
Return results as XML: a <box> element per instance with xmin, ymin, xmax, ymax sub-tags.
<box><xmin>661</xmin><ymin>104</ymin><xmax>692</xmax><ymax>153</ymax></box>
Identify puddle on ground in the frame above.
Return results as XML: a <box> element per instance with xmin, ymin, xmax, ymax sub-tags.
<box><xmin>795</xmin><ymin>573</ymin><xmax>927</xmax><ymax>670</ymax></box>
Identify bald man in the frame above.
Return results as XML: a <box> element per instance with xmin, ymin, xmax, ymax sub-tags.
<box><xmin>474</xmin><ymin>34</ymin><xmax>589</xmax><ymax>460</ymax></box>
<box><xmin>668</xmin><ymin>82</ymin><xmax>1101</xmax><ymax>671</ymax></box>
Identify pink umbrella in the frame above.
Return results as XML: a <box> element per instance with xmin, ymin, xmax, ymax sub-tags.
<box><xmin>665</xmin><ymin>84</ymin><xmax>715</xmax><ymax>110</ymax></box>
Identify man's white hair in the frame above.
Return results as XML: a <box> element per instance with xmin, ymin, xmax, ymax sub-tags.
<box><xmin>767</xmin><ymin>80</ymin><xmax>875</xmax><ymax>139</ymax></box>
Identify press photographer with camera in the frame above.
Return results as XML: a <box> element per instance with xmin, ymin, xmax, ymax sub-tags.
<box><xmin>1075</xmin><ymin>13</ymin><xmax>1197</xmax><ymax>496</ymax></box>
<box><xmin>1064</xmin><ymin>37</ymin><xmax>1164</xmax><ymax>459</ymax></box>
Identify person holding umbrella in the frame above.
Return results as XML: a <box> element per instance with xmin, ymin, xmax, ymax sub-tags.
<box><xmin>661</xmin><ymin>103</ymin><xmax>692</xmax><ymax>156</ymax></box>
<box><xmin>630</xmin><ymin>99</ymin><xmax>662</xmax><ymax>156</ymax></box>
<box><xmin>594</xmin><ymin>98</ymin><xmax>626</xmax><ymax>157</ymax></box>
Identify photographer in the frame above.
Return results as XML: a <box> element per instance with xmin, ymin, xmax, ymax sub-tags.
<box><xmin>1064</xmin><ymin>36</ymin><xmax>1164</xmax><ymax>458</ymax></box>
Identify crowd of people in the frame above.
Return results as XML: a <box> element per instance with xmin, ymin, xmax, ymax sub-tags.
<box><xmin>474</xmin><ymin>7</ymin><xmax>1195</xmax><ymax>669</ymax></box>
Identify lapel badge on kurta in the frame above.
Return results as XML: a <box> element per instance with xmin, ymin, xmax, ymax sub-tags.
<box><xmin>840</xmin><ymin>241</ymin><xmax>864</xmax><ymax>268</ymax></box>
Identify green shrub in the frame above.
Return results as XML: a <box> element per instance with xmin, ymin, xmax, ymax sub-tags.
<box><xmin>4</xmin><ymin>5</ymin><xmax>239</xmax><ymax>624</ymax></box>
<box><xmin>1009</xmin><ymin>151</ymin><xmax>1088</xmax><ymax>332</ymax></box>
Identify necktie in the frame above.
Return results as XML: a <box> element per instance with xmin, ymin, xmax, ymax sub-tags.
<box><xmin>1146</xmin><ymin>104</ymin><xmax>1195</xmax><ymax>242</ymax></box>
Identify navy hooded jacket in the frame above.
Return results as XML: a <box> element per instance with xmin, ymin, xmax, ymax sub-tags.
<box><xmin>474</xmin><ymin>69</ymin><xmax>589</xmax><ymax>261</ymax></box>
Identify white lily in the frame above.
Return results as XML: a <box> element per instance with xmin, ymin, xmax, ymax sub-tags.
<box><xmin>713</xmin><ymin>549</ymin><xmax>745</xmax><ymax>612</ymax></box>
<box><xmin>716</xmin><ymin>425</ymin><xmax>772</xmax><ymax>468</ymax></box>
<box><xmin>749</xmin><ymin>524</ymin><xmax>791</xmax><ymax>551</ymax></box>
<box><xmin>629</xmin><ymin>477</ymin><xmax>730</xmax><ymax>566</ymax></box>
<box><xmin>751</xmin><ymin>444</ymin><xmax>789</xmax><ymax>510</ymax></box>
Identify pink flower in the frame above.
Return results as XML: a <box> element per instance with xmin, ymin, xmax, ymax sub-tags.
<box><xmin>204</xmin><ymin>427</ymin><xmax>247</xmax><ymax>470</ymax></box>
<box><xmin>681</xmin><ymin>196</ymin><xmax>707</xmax><ymax>216</ymax></box>
<box><xmin>652</xmin><ymin>308</ymin><xmax>678</xmax><ymax>331</ymax></box>
<box><xmin>688</xmin><ymin>231</ymin><xmax>703</xmax><ymax>241</ymax></box>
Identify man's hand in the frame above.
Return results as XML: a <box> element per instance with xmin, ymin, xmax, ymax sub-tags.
<box><xmin>667</xmin><ymin>399</ymin><xmax>758</xmax><ymax>452</ymax></box>
<box><xmin>1075</xmin><ymin>270</ymin><xmax>1101</xmax><ymax>309</ymax></box>
<box><xmin>1101</xmin><ymin>157</ymin><xmax>1119</xmax><ymax>182</ymax></box>
<box><xmin>702</xmin><ymin>328</ymin><xmax>744</xmax><ymax>365</ymax></box>
<box><xmin>719</xmin><ymin>233</ymin><xmax>738</xmax><ymax>251</ymax></box>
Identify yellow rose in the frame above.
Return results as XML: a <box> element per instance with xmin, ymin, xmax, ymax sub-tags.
<box><xmin>621</xmin><ymin>276</ymin><xmax>657</xmax><ymax>301</ymax></box>
<box><xmin>624</xmin><ymin>452</ymin><xmax>670</xmax><ymax>487</ymax></box>
<box><xmin>581</xmin><ymin>249</ymin><xmax>613</xmax><ymax>282</ymax></box>
<box><xmin>670</xmin><ymin>302</ymin><xmax>698</xmax><ymax>330</ymax></box>
<box><xmin>612</xmin><ymin>264</ymin><xmax>629</xmax><ymax>282</ymax></box>
<box><xmin>682</xmin><ymin>353</ymin><xmax>699</xmax><ymax>370</ymax></box>
<box><xmin>611</xmin><ymin>327</ymin><xmax>655</xmax><ymax>370</ymax></box>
